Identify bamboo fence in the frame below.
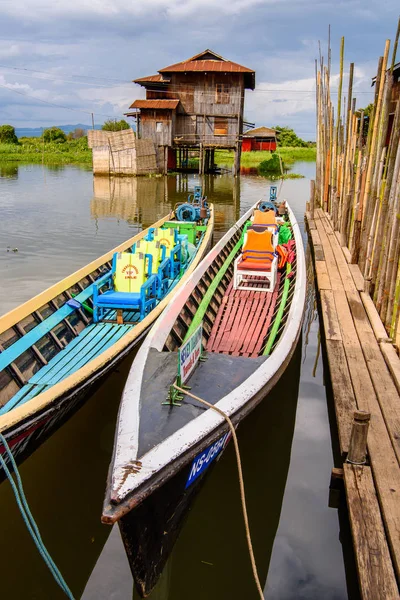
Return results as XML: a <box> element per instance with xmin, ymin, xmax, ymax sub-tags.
<box><xmin>315</xmin><ymin>19</ymin><xmax>400</xmax><ymax>347</ymax></box>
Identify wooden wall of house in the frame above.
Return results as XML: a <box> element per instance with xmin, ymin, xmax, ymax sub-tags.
<box><xmin>145</xmin><ymin>72</ymin><xmax>245</xmax><ymax>148</ymax></box>
<box><xmin>91</xmin><ymin>138</ymin><xmax>159</xmax><ymax>175</ymax></box>
<box><xmin>139</xmin><ymin>110</ymin><xmax>173</xmax><ymax>146</ymax></box>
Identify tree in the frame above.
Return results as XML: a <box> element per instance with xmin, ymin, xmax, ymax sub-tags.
<box><xmin>67</xmin><ymin>128</ymin><xmax>85</xmax><ymax>140</ymax></box>
<box><xmin>0</xmin><ymin>125</ymin><xmax>18</xmax><ymax>144</ymax></box>
<box><xmin>102</xmin><ymin>119</ymin><xmax>130</xmax><ymax>132</ymax></box>
<box><xmin>274</xmin><ymin>126</ymin><xmax>308</xmax><ymax>148</ymax></box>
<box><xmin>357</xmin><ymin>103</ymin><xmax>373</xmax><ymax>117</ymax></box>
<box><xmin>43</xmin><ymin>127</ymin><xmax>67</xmax><ymax>143</ymax></box>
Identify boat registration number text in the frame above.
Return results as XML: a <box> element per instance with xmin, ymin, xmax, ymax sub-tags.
<box><xmin>185</xmin><ymin>432</ymin><xmax>230</xmax><ymax>489</ymax></box>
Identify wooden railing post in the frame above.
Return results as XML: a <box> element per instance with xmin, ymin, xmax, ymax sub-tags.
<box><xmin>310</xmin><ymin>179</ymin><xmax>315</xmax><ymax>218</ymax></box>
<box><xmin>346</xmin><ymin>411</ymin><xmax>371</xmax><ymax>465</ymax></box>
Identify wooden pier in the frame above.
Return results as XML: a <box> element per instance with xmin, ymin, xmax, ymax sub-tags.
<box><xmin>306</xmin><ymin>206</ymin><xmax>400</xmax><ymax>599</ymax></box>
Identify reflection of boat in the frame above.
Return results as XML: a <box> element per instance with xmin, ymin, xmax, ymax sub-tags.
<box><xmin>0</xmin><ymin>204</ymin><xmax>214</xmax><ymax>473</ymax></box>
<box><xmin>102</xmin><ymin>197</ymin><xmax>306</xmax><ymax>597</ymax></box>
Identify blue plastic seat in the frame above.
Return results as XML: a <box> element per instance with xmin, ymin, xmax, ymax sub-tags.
<box><xmin>93</xmin><ymin>252</ymin><xmax>158</xmax><ymax>322</ymax></box>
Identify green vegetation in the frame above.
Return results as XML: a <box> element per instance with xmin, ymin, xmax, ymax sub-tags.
<box><xmin>274</xmin><ymin>126</ymin><xmax>311</xmax><ymax>148</ymax></box>
<box><xmin>0</xmin><ymin>136</ymin><xmax>92</xmax><ymax>164</ymax></box>
<box><xmin>215</xmin><ymin>147</ymin><xmax>316</xmax><ymax>168</ymax></box>
<box><xmin>42</xmin><ymin>127</ymin><xmax>67</xmax><ymax>143</ymax></box>
<box><xmin>102</xmin><ymin>119</ymin><xmax>130</xmax><ymax>131</ymax></box>
<box><xmin>0</xmin><ymin>125</ymin><xmax>18</xmax><ymax>144</ymax></box>
<box><xmin>258</xmin><ymin>153</ymin><xmax>282</xmax><ymax>175</ymax></box>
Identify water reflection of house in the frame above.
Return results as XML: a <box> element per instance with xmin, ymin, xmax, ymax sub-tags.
<box><xmin>90</xmin><ymin>173</ymin><xmax>240</xmax><ymax>237</ymax></box>
<box><xmin>90</xmin><ymin>177</ymin><xmax>172</xmax><ymax>229</ymax></box>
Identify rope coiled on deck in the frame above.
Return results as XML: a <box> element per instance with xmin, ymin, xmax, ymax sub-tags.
<box><xmin>173</xmin><ymin>384</ymin><xmax>264</xmax><ymax>600</ymax></box>
<box><xmin>0</xmin><ymin>433</ymin><xmax>75</xmax><ymax>599</ymax></box>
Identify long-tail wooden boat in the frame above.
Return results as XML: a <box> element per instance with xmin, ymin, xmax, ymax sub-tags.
<box><xmin>0</xmin><ymin>195</ymin><xmax>214</xmax><ymax>470</ymax></box>
<box><xmin>102</xmin><ymin>194</ymin><xmax>306</xmax><ymax>597</ymax></box>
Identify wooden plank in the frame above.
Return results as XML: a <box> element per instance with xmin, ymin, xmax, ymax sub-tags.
<box><xmin>212</xmin><ymin>294</ymin><xmax>236</xmax><ymax>351</ymax></box>
<box><xmin>50</xmin><ymin>324</ymin><xmax>131</xmax><ymax>385</ymax></box>
<box><xmin>325</xmin><ymin>340</ymin><xmax>356</xmax><ymax>453</ymax></box>
<box><xmin>305</xmin><ymin>211</ymin><xmax>316</xmax><ymax>229</ymax></box>
<box><xmin>247</xmin><ymin>293</ymin><xmax>273</xmax><ymax>356</ymax></box>
<box><xmin>219</xmin><ymin>296</ymin><xmax>242</xmax><ymax>352</ymax></box>
<box><xmin>361</xmin><ymin>292</ymin><xmax>389</xmax><ymax>341</ymax></box>
<box><xmin>319</xmin><ymin>214</ymin><xmax>357</xmax><ymax>292</ymax></box>
<box><xmin>380</xmin><ymin>343</ymin><xmax>400</xmax><ymax>396</ymax></box>
<box><xmin>30</xmin><ymin>324</ymin><xmax>101</xmax><ymax>384</ymax></box>
<box><xmin>315</xmin><ymin>261</ymin><xmax>331</xmax><ymax>290</ymax></box>
<box><xmin>346</xmin><ymin>290</ymin><xmax>400</xmax><ymax>465</ymax></box>
<box><xmin>342</xmin><ymin>247</ymin><xmax>352</xmax><ymax>264</ymax></box>
<box><xmin>240</xmin><ymin>293</ymin><xmax>266</xmax><ymax>355</ymax></box>
<box><xmin>348</xmin><ymin>264</ymin><xmax>365</xmax><ymax>292</ymax></box>
<box><xmin>231</xmin><ymin>291</ymin><xmax>255</xmax><ymax>355</ymax></box>
<box><xmin>0</xmin><ymin>272</ymin><xmax>110</xmax><ymax>372</ymax></box>
<box><xmin>320</xmin><ymin>290</ymin><xmax>342</xmax><ymax>340</ymax></box>
<box><xmin>315</xmin><ymin>218</ymin><xmax>344</xmax><ymax>291</ymax></box>
<box><xmin>251</xmin><ymin>276</ymin><xmax>281</xmax><ymax>356</ymax></box>
<box><xmin>310</xmin><ymin>229</ymin><xmax>321</xmax><ymax>246</ymax></box>
<box><xmin>343</xmin><ymin>464</ymin><xmax>399</xmax><ymax>600</ymax></box>
<box><xmin>332</xmin><ymin>288</ymin><xmax>400</xmax><ymax>578</ymax></box>
<box><xmin>314</xmin><ymin>246</ymin><xmax>325</xmax><ymax>261</ymax></box>
<box><xmin>222</xmin><ymin>294</ymin><xmax>250</xmax><ymax>353</ymax></box>
<box><xmin>206</xmin><ymin>296</ymin><xmax>228</xmax><ymax>351</ymax></box>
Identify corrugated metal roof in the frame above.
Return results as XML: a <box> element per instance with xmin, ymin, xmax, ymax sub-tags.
<box><xmin>243</xmin><ymin>126</ymin><xmax>277</xmax><ymax>138</ymax></box>
<box><xmin>133</xmin><ymin>74</ymin><xmax>170</xmax><ymax>84</ymax></box>
<box><xmin>159</xmin><ymin>59</ymin><xmax>254</xmax><ymax>74</ymax></box>
<box><xmin>129</xmin><ymin>99</ymin><xmax>180</xmax><ymax>110</ymax></box>
<box><xmin>371</xmin><ymin>61</ymin><xmax>400</xmax><ymax>84</ymax></box>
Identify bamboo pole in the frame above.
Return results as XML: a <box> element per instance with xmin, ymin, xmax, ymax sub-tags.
<box><xmin>377</xmin><ymin>100</ymin><xmax>400</xmax><ymax>314</ymax></box>
<box><xmin>366</xmin><ymin>71</ymin><xmax>393</xmax><ymax>286</ymax></box>
<box><xmin>390</xmin><ymin>17</ymin><xmax>400</xmax><ymax>73</ymax></box>
<box><xmin>333</xmin><ymin>37</ymin><xmax>345</xmax><ymax>229</ymax></box>
<box><xmin>359</xmin><ymin>42</ymin><xmax>390</xmax><ymax>274</ymax></box>
<box><xmin>384</xmin><ymin>161</ymin><xmax>400</xmax><ymax>326</ymax></box>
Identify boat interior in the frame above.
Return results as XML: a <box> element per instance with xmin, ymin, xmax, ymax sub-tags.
<box><xmin>137</xmin><ymin>196</ymin><xmax>298</xmax><ymax>457</ymax></box>
<box><xmin>0</xmin><ymin>216</ymin><xmax>209</xmax><ymax>415</ymax></box>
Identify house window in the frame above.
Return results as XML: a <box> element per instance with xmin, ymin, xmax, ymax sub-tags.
<box><xmin>215</xmin><ymin>83</ymin><xmax>230</xmax><ymax>104</ymax></box>
<box><xmin>156</xmin><ymin>122</ymin><xmax>163</xmax><ymax>132</ymax></box>
<box><xmin>214</xmin><ymin>118</ymin><xmax>228</xmax><ymax>136</ymax></box>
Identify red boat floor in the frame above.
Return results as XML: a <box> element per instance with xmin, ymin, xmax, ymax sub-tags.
<box><xmin>207</xmin><ymin>275</ymin><xmax>281</xmax><ymax>357</ymax></box>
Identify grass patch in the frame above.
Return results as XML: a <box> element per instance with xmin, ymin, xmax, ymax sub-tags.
<box><xmin>0</xmin><ymin>138</ymin><xmax>92</xmax><ymax>164</ymax></box>
<box><xmin>215</xmin><ymin>147</ymin><xmax>316</xmax><ymax>167</ymax></box>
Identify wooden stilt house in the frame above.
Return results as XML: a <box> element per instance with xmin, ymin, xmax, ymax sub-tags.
<box><xmin>126</xmin><ymin>50</ymin><xmax>255</xmax><ymax>174</ymax></box>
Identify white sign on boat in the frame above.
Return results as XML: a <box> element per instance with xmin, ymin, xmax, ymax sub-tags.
<box><xmin>178</xmin><ymin>323</ymin><xmax>203</xmax><ymax>384</ymax></box>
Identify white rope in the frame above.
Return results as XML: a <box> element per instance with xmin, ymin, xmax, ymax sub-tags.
<box><xmin>173</xmin><ymin>384</ymin><xmax>264</xmax><ymax>600</ymax></box>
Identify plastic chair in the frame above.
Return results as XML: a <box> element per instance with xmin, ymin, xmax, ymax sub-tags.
<box><xmin>233</xmin><ymin>229</ymin><xmax>278</xmax><ymax>292</ymax></box>
<box><xmin>93</xmin><ymin>252</ymin><xmax>158</xmax><ymax>322</ymax></box>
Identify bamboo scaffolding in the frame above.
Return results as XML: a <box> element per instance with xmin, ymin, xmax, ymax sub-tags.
<box><xmin>315</xmin><ymin>26</ymin><xmax>400</xmax><ymax>342</ymax></box>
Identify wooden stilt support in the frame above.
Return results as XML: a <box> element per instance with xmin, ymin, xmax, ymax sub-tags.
<box><xmin>346</xmin><ymin>411</ymin><xmax>370</xmax><ymax>465</ymax></box>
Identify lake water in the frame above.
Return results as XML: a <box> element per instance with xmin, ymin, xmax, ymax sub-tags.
<box><xmin>0</xmin><ymin>162</ymin><xmax>354</xmax><ymax>599</ymax></box>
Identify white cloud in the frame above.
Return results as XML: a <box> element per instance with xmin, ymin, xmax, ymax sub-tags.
<box><xmin>1</xmin><ymin>0</ymin><xmax>271</xmax><ymax>19</ymax></box>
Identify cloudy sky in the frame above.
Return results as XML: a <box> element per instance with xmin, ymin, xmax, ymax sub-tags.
<box><xmin>0</xmin><ymin>0</ymin><xmax>398</xmax><ymax>139</ymax></box>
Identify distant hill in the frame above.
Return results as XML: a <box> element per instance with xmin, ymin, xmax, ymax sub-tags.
<box><xmin>15</xmin><ymin>124</ymin><xmax>102</xmax><ymax>138</ymax></box>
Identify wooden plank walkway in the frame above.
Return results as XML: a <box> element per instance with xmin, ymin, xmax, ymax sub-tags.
<box><xmin>307</xmin><ymin>208</ymin><xmax>400</xmax><ymax>600</ymax></box>
<box><xmin>206</xmin><ymin>276</ymin><xmax>280</xmax><ymax>357</ymax></box>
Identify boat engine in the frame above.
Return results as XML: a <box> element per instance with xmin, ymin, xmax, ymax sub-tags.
<box><xmin>176</xmin><ymin>203</ymin><xmax>200</xmax><ymax>222</ymax></box>
<box><xmin>258</xmin><ymin>200</ymin><xmax>278</xmax><ymax>214</ymax></box>
<box><xmin>175</xmin><ymin>186</ymin><xmax>210</xmax><ymax>221</ymax></box>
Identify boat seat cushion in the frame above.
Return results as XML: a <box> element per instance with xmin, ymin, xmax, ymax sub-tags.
<box><xmin>238</xmin><ymin>259</ymin><xmax>273</xmax><ymax>271</ymax></box>
<box><xmin>95</xmin><ymin>291</ymin><xmax>141</xmax><ymax>306</ymax></box>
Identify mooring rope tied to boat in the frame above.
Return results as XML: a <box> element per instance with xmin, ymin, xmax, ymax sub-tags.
<box><xmin>0</xmin><ymin>433</ymin><xmax>75</xmax><ymax>600</ymax></box>
<box><xmin>173</xmin><ymin>384</ymin><xmax>265</xmax><ymax>600</ymax></box>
